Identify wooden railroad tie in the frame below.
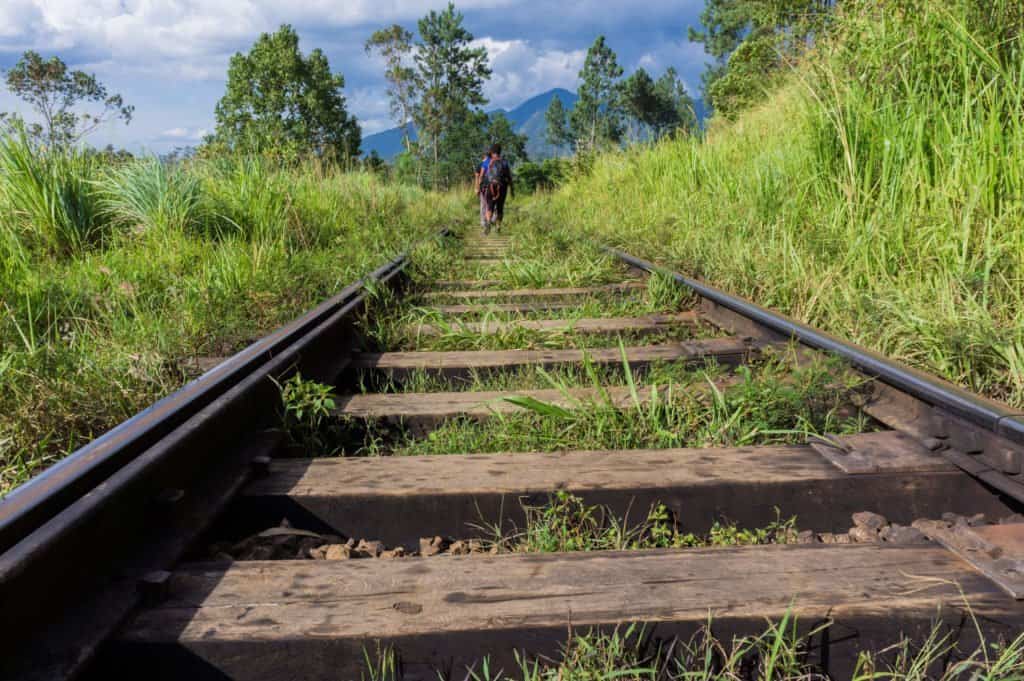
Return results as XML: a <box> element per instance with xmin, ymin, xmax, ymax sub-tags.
<box><xmin>406</xmin><ymin>311</ymin><xmax>700</xmax><ymax>338</ymax></box>
<box><xmin>349</xmin><ymin>337</ymin><xmax>760</xmax><ymax>380</ymax></box>
<box><xmin>423</xmin><ymin>281</ymin><xmax>646</xmax><ymax>303</ymax></box>
<box><xmin>234</xmin><ymin>430</ymin><xmax>1011</xmax><ymax>549</ymax></box>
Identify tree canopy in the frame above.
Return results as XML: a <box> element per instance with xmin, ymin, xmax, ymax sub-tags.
<box><xmin>570</xmin><ymin>36</ymin><xmax>625</xmax><ymax>152</ymax></box>
<box><xmin>1</xmin><ymin>51</ymin><xmax>133</xmax><ymax>149</ymax></box>
<box><xmin>212</xmin><ymin>25</ymin><xmax>360</xmax><ymax>162</ymax></box>
<box><xmin>544</xmin><ymin>95</ymin><xmax>572</xmax><ymax>150</ymax></box>
<box><xmin>413</xmin><ymin>3</ymin><xmax>492</xmax><ymax>187</ymax></box>
<box><xmin>365</xmin><ymin>25</ymin><xmax>417</xmax><ymax>152</ymax></box>
<box><xmin>689</xmin><ymin>0</ymin><xmax>833</xmax><ymax>118</ymax></box>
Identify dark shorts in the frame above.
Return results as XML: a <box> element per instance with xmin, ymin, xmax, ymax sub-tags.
<box><xmin>485</xmin><ymin>185</ymin><xmax>508</xmax><ymax>220</ymax></box>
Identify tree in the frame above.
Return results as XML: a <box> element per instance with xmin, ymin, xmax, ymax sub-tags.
<box><xmin>620</xmin><ymin>68</ymin><xmax>698</xmax><ymax>142</ymax></box>
<box><xmin>653</xmin><ymin>68</ymin><xmax>698</xmax><ymax>137</ymax></box>
<box><xmin>365</xmin><ymin>25</ymin><xmax>418</xmax><ymax>152</ymax></box>
<box><xmin>213</xmin><ymin>25</ymin><xmax>360</xmax><ymax>162</ymax></box>
<box><xmin>516</xmin><ymin>158</ymin><xmax>568</xmax><ymax>194</ymax></box>
<box><xmin>485</xmin><ymin>113</ymin><xmax>528</xmax><ymax>166</ymax></box>
<box><xmin>362</xmin><ymin>150</ymin><xmax>389</xmax><ymax>176</ymax></box>
<box><xmin>689</xmin><ymin>1</ymin><xmax>833</xmax><ymax>116</ymax></box>
<box><xmin>544</xmin><ymin>95</ymin><xmax>572</xmax><ymax>149</ymax></box>
<box><xmin>569</xmin><ymin>36</ymin><xmax>624</xmax><ymax>152</ymax></box>
<box><xmin>688</xmin><ymin>0</ymin><xmax>756</xmax><ymax>62</ymax></box>
<box><xmin>704</xmin><ymin>34</ymin><xmax>781</xmax><ymax>118</ymax></box>
<box><xmin>619</xmin><ymin>68</ymin><xmax>659</xmax><ymax>141</ymax></box>
<box><xmin>1</xmin><ymin>51</ymin><xmax>133</xmax><ymax>149</ymax></box>
<box><xmin>412</xmin><ymin>3</ymin><xmax>491</xmax><ymax>187</ymax></box>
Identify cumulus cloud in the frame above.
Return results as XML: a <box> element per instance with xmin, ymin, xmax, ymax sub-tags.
<box><xmin>156</xmin><ymin>126</ymin><xmax>209</xmax><ymax>142</ymax></box>
<box><xmin>0</xmin><ymin>1</ymin><xmax>709</xmax><ymax>151</ymax></box>
<box><xmin>473</xmin><ymin>37</ymin><xmax>584</xmax><ymax>109</ymax></box>
<box><xmin>0</xmin><ymin>2</ymin><xmax>517</xmax><ymax>59</ymax></box>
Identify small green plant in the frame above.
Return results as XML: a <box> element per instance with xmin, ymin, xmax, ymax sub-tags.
<box><xmin>517</xmin><ymin>490</ymin><xmax>628</xmax><ymax>553</ymax></box>
<box><xmin>362</xmin><ymin>611</ymin><xmax>1024</xmax><ymax>680</ymax></box>
<box><xmin>637</xmin><ymin>504</ymin><xmax>798</xmax><ymax>550</ymax></box>
<box><xmin>362</xmin><ymin>643</ymin><xmax>401</xmax><ymax>681</ymax></box>
<box><xmin>276</xmin><ymin>373</ymin><xmax>337</xmax><ymax>454</ymax></box>
<box><xmin>488</xmin><ymin>492</ymin><xmax>799</xmax><ymax>555</ymax></box>
<box><xmin>708</xmin><ymin>508</ymin><xmax>798</xmax><ymax>547</ymax></box>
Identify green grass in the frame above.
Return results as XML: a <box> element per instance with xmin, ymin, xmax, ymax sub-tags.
<box><xmin>481</xmin><ymin>491</ymin><xmax>798</xmax><ymax>554</ymax></box>
<box><xmin>432</xmin><ymin>211</ymin><xmax>632</xmax><ymax>288</ymax></box>
<box><xmin>357</xmin><ymin>355</ymin><xmax>727</xmax><ymax>394</ymax></box>
<box><xmin>536</xmin><ymin>0</ymin><xmax>1024</xmax><ymax>408</ymax></box>
<box><xmin>364</xmin><ymin>615</ymin><xmax>1024</xmax><ymax>681</ymax></box>
<box><xmin>0</xmin><ymin>146</ymin><xmax>462</xmax><ymax>495</ymax></box>
<box><xmin>388</xmin><ymin>322</ymin><xmax>706</xmax><ymax>352</ymax></box>
<box><xmin>365</xmin><ymin>272</ymin><xmax>700</xmax><ymax>352</ymax></box>
<box><xmin>347</xmin><ymin>353</ymin><xmax>871</xmax><ymax>457</ymax></box>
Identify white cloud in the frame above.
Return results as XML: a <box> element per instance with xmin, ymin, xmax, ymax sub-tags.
<box><xmin>160</xmin><ymin>127</ymin><xmax>190</xmax><ymax>138</ymax></box>
<box><xmin>156</xmin><ymin>126</ymin><xmax>208</xmax><ymax>141</ymax></box>
<box><xmin>0</xmin><ymin>2</ymin><xmax>711</xmax><ymax>150</ymax></box>
<box><xmin>0</xmin><ymin>1</ymin><xmax>518</xmax><ymax>58</ymax></box>
<box><xmin>473</xmin><ymin>37</ymin><xmax>584</xmax><ymax>109</ymax></box>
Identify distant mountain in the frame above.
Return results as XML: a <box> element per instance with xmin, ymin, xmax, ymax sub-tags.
<box><xmin>509</xmin><ymin>89</ymin><xmax>577</xmax><ymax>160</ymax></box>
<box><xmin>362</xmin><ymin>88</ymin><xmax>578</xmax><ymax>162</ymax></box>
<box><xmin>361</xmin><ymin>122</ymin><xmax>415</xmax><ymax>161</ymax></box>
<box><xmin>361</xmin><ymin>87</ymin><xmax>705</xmax><ymax>162</ymax></box>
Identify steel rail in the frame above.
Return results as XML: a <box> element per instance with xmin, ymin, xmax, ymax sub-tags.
<box><xmin>0</xmin><ymin>227</ymin><xmax>450</xmax><ymax>681</ymax></box>
<box><xmin>0</xmin><ymin>229</ymin><xmax>447</xmax><ymax>553</ymax></box>
<box><xmin>606</xmin><ymin>247</ymin><xmax>1024</xmax><ymax>451</ymax></box>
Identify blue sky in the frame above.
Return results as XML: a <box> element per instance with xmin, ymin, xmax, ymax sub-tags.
<box><xmin>0</xmin><ymin>1</ymin><xmax>709</xmax><ymax>153</ymax></box>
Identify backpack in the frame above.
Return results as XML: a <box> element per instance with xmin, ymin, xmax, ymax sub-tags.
<box><xmin>485</xmin><ymin>158</ymin><xmax>509</xmax><ymax>197</ymax></box>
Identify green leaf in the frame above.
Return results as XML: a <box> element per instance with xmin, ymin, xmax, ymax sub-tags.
<box><xmin>503</xmin><ymin>395</ymin><xmax>574</xmax><ymax>419</ymax></box>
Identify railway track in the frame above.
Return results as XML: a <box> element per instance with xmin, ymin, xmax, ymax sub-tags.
<box><xmin>2</xmin><ymin>226</ymin><xmax>1024</xmax><ymax>680</ymax></box>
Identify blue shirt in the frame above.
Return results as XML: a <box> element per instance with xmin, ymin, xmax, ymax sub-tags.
<box><xmin>478</xmin><ymin>158</ymin><xmax>491</xmax><ymax>174</ymax></box>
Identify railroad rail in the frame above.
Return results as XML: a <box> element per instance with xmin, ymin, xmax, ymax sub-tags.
<box><xmin>1</xmin><ymin>226</ymin><xmax>1023</xmax><ymax>680</ymax></box>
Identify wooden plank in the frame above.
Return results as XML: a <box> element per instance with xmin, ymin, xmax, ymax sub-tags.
<box><xmin>333</xmin><ymin>380</ymin><xmax>732</xmax><ymax>434</ymax></box>
<box><xmin>434</xmin><ymin>302</ymin><xmax>579</xmax><ymax>315</ymax></box>
<box><xmin>107</xmin><ymin>545</ymin><xmax>1022</xmax><ymax>681</ymax></box>
<box><xmin>432</xmin><ymin>280</ymin><xmax>505</xmax><ymax>289</ymax></box>
<box><xmin>408</xmin><ymin>311</ymin><xmax>700</xmax><ymax>338</ymax></box>
<box><xmin>235</xmin><ymin>432</ymin><xmax>1012</xmax><ymax>548</ymax></box>
<box><xmin>350</xmin><ymin>337</ymin><xmax>757</xmax><ymax>379</ymax></box>
<box><xmin>425</xmin><ymin>281</ymin><xmax>645</xmax><ymax>302</ymax></box>
<box><xmin>459</xmin><ymin>258</ymin><xmax>505</xmax><ymax>266</ymax></box>
<box><xmin>337</xmin><ymin>384</ymin><xmax>661</xmax><ymax>423</ymax></box>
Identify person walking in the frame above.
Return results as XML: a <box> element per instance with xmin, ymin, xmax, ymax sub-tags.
<box><xmin>474</xmin><ymin>151</ymin><xmax>491</xmax><ymax>233</ymax></box>
<box><xmin>482</xmin><ymin>144</ymin><xmax>512</xmax><ymax>234</ymax></box>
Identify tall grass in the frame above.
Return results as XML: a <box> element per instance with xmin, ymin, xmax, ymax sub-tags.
<box><xmin>0</xmin><ymin>151</ymin><xmax>462</xmax><ymax>495</ymax></box>
<box><xmin>101</xmin><ymin>156</ymin><xmax>203</xmax><ymax>234</ymax></box>
<box><xmin>539</xmin><ymin>0</ymin><xmax>1024</xmax><ymax>407</ymax></box>
<box><xmin>0</xmin><ymin>133</ymin><xmax>107</xmax><ymax>257</ymax></box>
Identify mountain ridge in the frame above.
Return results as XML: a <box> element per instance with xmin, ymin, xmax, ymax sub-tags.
<box><xmin>362</xmin><ymin>88</ymin><xmax>578</xmax><ymax>161</ymax></box>
<box><xmin>362</xmin><ymin>88</ymin><xmax>705</xmax><ymax>162</ymax></box>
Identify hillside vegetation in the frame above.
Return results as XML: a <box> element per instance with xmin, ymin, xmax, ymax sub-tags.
<box><xmin>541</xmin><ymin>0</ymin><xmax>1024</xmax><ymax>408</ymax></box>
<box><xmin>0</xmin><ymin>146</ymin><xmax>460</xmax><ymax>493</ymax></box>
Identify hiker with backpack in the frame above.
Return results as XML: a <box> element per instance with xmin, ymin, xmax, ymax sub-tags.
<box><xmin>474</xmin><ymin>151</ymin><xmax>491</xmax><ymax>232</ymax></box>
<box><xmin>482</xmin><ymin>143</ymin><xmax>512</xmax><ymax>234</ymax></box>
